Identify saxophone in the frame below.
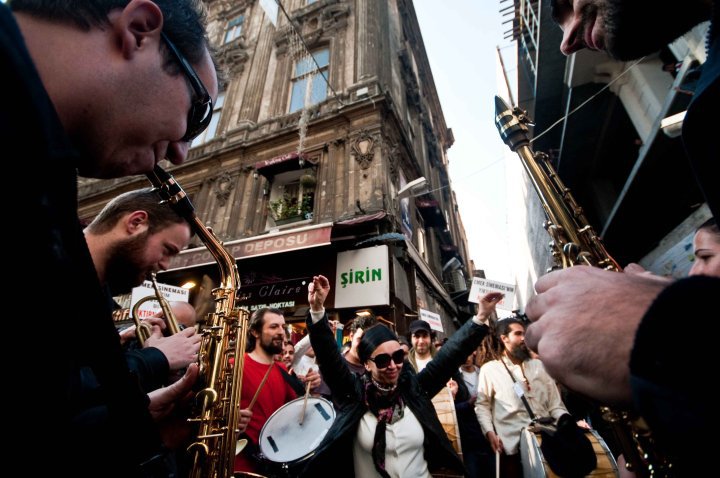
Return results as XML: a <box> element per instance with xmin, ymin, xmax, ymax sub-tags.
<box><xmin>130</xmin><ymin>272</ymin><xmax>181</xmax><ymax>347</ymax></box>
<box><xmin>147</xmin><ymin>165</ymin><xmax>249</xmax><ymax>478</ymax></box>
<box><xmin>494</xmin><ymin>96</ymin><xmax>670</xmax><ymax>477</ymax></box>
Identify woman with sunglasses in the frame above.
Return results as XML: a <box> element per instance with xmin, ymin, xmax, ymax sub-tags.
<box><xmin>299</xmin><ymin>275</ymin><xmax>503</xmax><ymax>477</ymax></box>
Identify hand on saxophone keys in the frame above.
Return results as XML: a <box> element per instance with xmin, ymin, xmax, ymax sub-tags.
<box><xmin>118</xmin><ymin>316</ymin><xmax>166</xmax><ymax>345</ymax></box>
<box><xmin>145</xmin><ymin>326</ymin><xmax>203</xmax><ymax>372</ymax></box>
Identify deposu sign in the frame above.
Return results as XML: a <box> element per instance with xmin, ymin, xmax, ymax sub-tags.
<box><xmin>334</xmin><ymin>245</ymin><xmax>389</xmax><ymax>308</ymax></box>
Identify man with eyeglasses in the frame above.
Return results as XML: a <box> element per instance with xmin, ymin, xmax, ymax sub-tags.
<box><xmin>2</xmin><ymin>1</ymin><xmax>219</xmax><ymax>476</ymax></box>
<box><xmin>301</xmin><ymin>275</ymin><xmax>503</xmax><ymax>477</ymax></box>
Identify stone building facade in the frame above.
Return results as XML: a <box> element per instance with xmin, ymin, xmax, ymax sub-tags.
<box><xmin>78</xmin><ymin>0</ymin><xmax>474</xmax><ymax>337</ymax></box>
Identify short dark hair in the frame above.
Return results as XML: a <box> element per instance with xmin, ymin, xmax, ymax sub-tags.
<box><xmin>246</xmin><ymin>307</ymin><xmax>284</xmax><ymax>352</ymax></box>
<box><xmin>349</xmin><ymin>315</ymin><xmax>377</xmax><ymax>334</ymax></box>
<box><xmin>10</xmin><ymin>0</ymin><xmax>212</xmax><ymax>69</ymax></box>
<box><xmin>496</xmin><ymin>317</ymin><xmax>526</xmax><ymax>339</ymax></box>
<box><xmin>85</xmin><ymin>188</ymin><xmax>188</xmax><ymax>235</ymax></box>
<box><xmin>698</xmin><ymin>217</ymin><xmax>718</xmax><ymax>235</ymax></box>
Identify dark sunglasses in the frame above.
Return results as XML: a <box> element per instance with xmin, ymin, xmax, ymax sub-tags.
<box><xmin>160</xmin><ymin>32</ymin><xmax>213</xmax><ymax>142</ymax></box>
<box><xmin>368</xmin><ymin>349</ymin><xmax>405</xmax><ymax>369</ymax></box>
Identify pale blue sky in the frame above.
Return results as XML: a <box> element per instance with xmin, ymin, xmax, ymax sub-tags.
<box><xmin>414</xmin><ymin>1</ymin><xmax>515</xmax><ymax>282</ymax></box>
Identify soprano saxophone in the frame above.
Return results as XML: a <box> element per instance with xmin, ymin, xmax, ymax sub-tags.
<box><xmin>147</xmin><ymin>165</ymin><xmax>249</xmax><ymax>478</ymax></box>
<box><xmin>494</xmin><ymin>96</ymin><xmax>671</xmax><ymax>477</ymax></box>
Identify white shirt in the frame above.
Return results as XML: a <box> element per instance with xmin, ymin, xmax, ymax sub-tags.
<box><xmin>353</xmin><ymin>407</ymin><xmax>431</xmax><ymax>478</ymax></box>
<box><xmin>460</xmin><ymin>366</ymin><xmax>479</xmax><ymax>399</ymax></box>
<box><xmin>475</xmin><ymin>356</ymin><xmax>568</xmax><ymax>455</ymax></box>
<box><xmin>415</xmin><ymin>356</ymin><xmax>431</xmax><ymax>372</ymax></box>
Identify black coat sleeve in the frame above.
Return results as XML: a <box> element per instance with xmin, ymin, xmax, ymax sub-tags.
<box><xmin>630</xmin><ymin>275</ymin><xmax>720</xmax><ymax>475</ymax></box>
<box><xmin>306</xmin><ymin>313</ymin><xmax>359</xmax><ymax>404</ymax></box>
<box><xmin>418</xmin><ymin>320</ymin><xmax>489</xmax><ymax>398</ymax></box>
<box><xmin>125</xmin><ymin>347</ymin><xmax>170</xmax><ymax>393</ymax></box>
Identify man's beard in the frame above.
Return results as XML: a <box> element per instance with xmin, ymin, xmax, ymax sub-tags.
<box><xmin>604</xmin><ymin>0</ymin><xmax>709</xmax><ymax>60</ymax></box>
<box><xmin>260</xmin><ymin>335</ymin><xmax>284</xmax><ymax>355</ymax></box>
<box><xmin>105</xmin><ymin>232</ymin><xmax>150</xmax><ymax>295</ymax></box>
<box><xmin>509</xmin><ymin>343</ymin><xmax>531</xmax><ymax>362</ymax></box>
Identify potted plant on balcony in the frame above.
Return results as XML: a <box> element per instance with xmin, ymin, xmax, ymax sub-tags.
<box><xmin>268</xmin><ymin>193</ymin><xmax>314</xmax><ymax>225</ymax></box>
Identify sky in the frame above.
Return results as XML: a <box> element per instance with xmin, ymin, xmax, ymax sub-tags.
<box><xmin>414</xmin><ymin>1</ymin><xmax>516</xmax><ymax>283</ymax></box>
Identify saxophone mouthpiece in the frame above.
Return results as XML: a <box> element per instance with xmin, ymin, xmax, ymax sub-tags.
<box><xmin>494</xmin><ymin>95</ymin><xmax>531</xmax><ymax>152</ymax></box>
<box><xmin>494</xmin><ymin>95</ymin><xmax>510</xmax><ymax>117</ymax></box>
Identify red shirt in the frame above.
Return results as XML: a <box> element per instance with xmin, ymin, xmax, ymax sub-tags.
<box><xmin>234</xmin><ymin>354</ymin><xmax>297</xmax><ymax>472</ymax></box>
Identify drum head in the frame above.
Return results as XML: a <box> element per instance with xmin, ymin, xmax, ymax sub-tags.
<box><xmin>258</xmin><ymin>396</ymin><xmax>335</xmax><ymax>464</ymax></box>
<box><xmin>520</xmin><ymin>427</ymin><xmax>547</xmax><ymax>478</ymax></box>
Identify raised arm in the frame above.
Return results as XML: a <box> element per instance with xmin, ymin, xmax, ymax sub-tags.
<box><xmin>305</xmin><ymin>275</ymin><xmax>359</xmax><ymax>402</ymax></box>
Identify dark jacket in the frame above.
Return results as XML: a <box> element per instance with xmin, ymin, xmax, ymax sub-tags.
<box><xmin>301</xmin><ymin>314</ymin><xmax>488</xmax><ymax>477</ymax></box>
<box><xmin>630</xmin><ymin>5</ymin><xmax>720</xmax><ymax>475</ymax></box>
<box><xmin>2</xmin><ymin>5</ymin><xmax>164</xmax><ymax>476</ymax></box>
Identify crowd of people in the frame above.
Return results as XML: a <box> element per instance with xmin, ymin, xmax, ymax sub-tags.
<box><xmin>8</xmin><ymin>0</ymin><xmax>718</xmax><ymax>476</ymax></box>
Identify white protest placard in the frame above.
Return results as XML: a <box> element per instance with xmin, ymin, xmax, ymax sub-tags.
<box><xmin>468</xmin><ymin>278</ymin><xmax>516</xmax><ymax>311</ymax></box>
<box><xmin>419</xmin><ymin>308</ymin><xmax>443</xmax><ymax>333</ymax></box>
<box><xmin>130</xmin><ymin>281</ymin><xmax>189</xmax><ymax>319</ymax></box>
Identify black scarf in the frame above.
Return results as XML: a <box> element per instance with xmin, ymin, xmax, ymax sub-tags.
<box><xmin>362</xmin><ymin>375</ymin><xmax>405</xmax><ymax>478</ymax></box>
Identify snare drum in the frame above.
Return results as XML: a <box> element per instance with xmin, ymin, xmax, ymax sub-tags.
<box><xmin>258</xmin><ymin>396</ymin><xmax>335</xmax><ymax>476</ymax></box>
<box><xmin>519</xmin><ymin>427</ymin><xmax>619</xmax><ymax>477</ymax></box>
<box><xmin>431</xmin><ymin>385</ymin><xmax>463</xmax><ymax>458</ymax></box>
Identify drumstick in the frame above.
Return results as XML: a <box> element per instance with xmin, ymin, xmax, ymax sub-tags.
<box><xmin>496</xmin><ymin>450</ymin><xmax>500</xmax><ymax>478</ymax></box>
<box><xmin>298</xmin><ymin>380</ymin><xmax>312</xmax><ymax>426</ymax></box>
<box><xmin>247</xmin><ymin>363</ymin><xmax>274</xmax><ymax>411</ymax></box>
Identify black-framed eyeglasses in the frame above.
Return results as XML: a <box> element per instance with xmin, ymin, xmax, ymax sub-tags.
<box><xmin>368</xmin><ymin>349</ymin><xmax>405</xmax><ymax>369</ymax></box>
<box><xmin>160</xmin><ymin>32</ymin><xmax>213</xmax><ymax>142</ymax></box>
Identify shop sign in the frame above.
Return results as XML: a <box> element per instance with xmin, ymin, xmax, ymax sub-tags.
<box><xmin>168</xmin><ymin>224</ymin><xmax>332</xmax><ymax>269</ymax></box>
<box><xmin>334</xmin><ymin>245</ymin><xmax>389</xmax><ymax>308</ymax></box>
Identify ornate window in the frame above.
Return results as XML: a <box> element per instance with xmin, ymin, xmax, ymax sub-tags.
<box><xmin>191</xmin><ymin>92</ymin><xmax>225</xmax><ymax>147</ymax></box>
<box><xmin>289</xmin><ymin>48</ymin><xmax>329</xmax><ymax>113</ymax></box>
<box><xmin>224</xmin><ymin>15</ymin><xmax>244</xmax><ymax>44</ymax></box>
<box><xmin>266</xmin><ymin>169</ymin><xmax>316</xmax><ymax>227</ymax></box>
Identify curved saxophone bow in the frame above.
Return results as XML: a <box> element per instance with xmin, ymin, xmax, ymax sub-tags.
<box><xmin>147</xmin><ymin>165</ymin><xmax>249</xmax><ymax>478</ymax></box>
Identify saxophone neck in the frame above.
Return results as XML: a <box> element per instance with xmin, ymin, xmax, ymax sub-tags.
<box><xmin>150</xmin><ymin>272</ymin><xmax>180</xmax><ymax>335</ymax></box>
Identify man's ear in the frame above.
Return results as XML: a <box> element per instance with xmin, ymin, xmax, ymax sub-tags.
<box><xmin>124</xmin><ymin>210</ymin><xmax>149</xmax><ymax>234</ymax></box>
<box><xmin>109</xmin><ymin>0</ymin><xmax>164</xmax><ymax>60</ymax></box>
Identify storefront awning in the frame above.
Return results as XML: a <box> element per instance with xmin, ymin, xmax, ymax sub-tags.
<box><xmin>166</xmin><ymin>222</ymin><xmax>333</xmax><ymax>271</ymax></box>
<box><xmin>335</xmin><ymin>211</ymin><xmax>387</xmax><ymax>226</ymax></box>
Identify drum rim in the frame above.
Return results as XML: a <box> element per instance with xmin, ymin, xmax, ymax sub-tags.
<box><xmin>257</xmin><ymin>396</ymin><xmax>335</xmax><ymax>465</ymax></box>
